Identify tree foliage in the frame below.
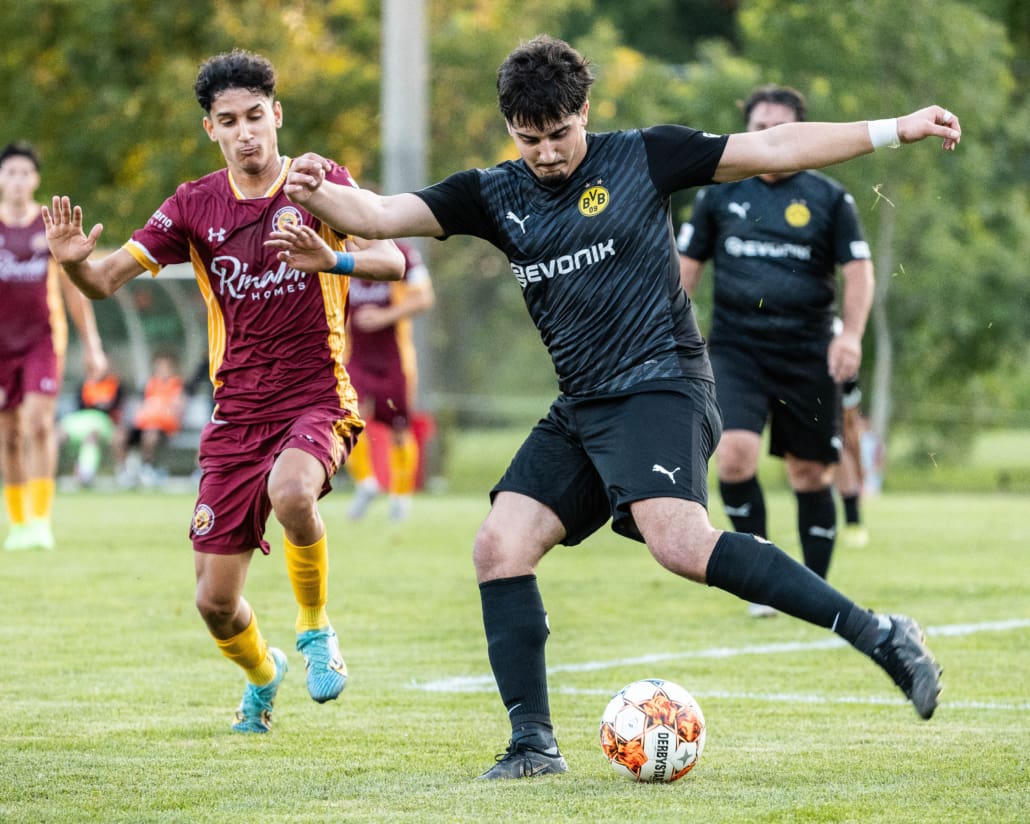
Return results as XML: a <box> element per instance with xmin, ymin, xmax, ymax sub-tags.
<box><xmin>2</xmin><ymin>0</ymin><xmax>1026</xmax><ymax>446</ymax></box>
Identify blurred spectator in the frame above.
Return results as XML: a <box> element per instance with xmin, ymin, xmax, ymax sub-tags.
<box><xmin>58</xmin><ymin>368</ymin><xmax>124</xmax><ymax>486</ymax></box>
<box><xmin>114</xmin><ymin>352</ymin><xmax>185</xmax><ymax>488</ymax></box>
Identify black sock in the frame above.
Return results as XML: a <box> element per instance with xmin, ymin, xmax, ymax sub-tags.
<box><xmin>719</xmin><ymin>476</ymin><xmax>767</xmax><ymax>537</ymax></box>
<box><xmin>705</xmin><ymin>531</ymin><xmax>883</xmax><ymax>652</ymax></box>
<box><xmin>842</xmin><ymin>494</ymin><xmax>861</xmax><ymax>525</ymax></box>
<box><xmin>796</xmin><ymin>487</ymin><xmax>837</xmax><ymax>579</ymax></box>
<box><xmin>479</xmin><ymin>575</ymin><xmax>553</xmax><ymax>735</ymax></box>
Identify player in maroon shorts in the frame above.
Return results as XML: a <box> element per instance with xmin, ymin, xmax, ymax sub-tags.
<box><xmin>344</xmin><ymin>241</ymin><xmax>434</xmax><ymax>522</ymax></box>
<box><xmin>1</xmin><ymin>141</ymin><xmax>108</xmax><ymax>552</ymax></box>
<box><xmin>43</xmin><ymin>51</ymin><xmax>405</xmax><ymax>733</ymax></box>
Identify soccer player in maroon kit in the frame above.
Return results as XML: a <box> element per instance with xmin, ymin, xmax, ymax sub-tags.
<box><xmin>43</xmin><ymin>51</ymin><xmax>405</xmax><ymax>733</ymax></box>
<box><xmin>1</xmin><ymin>141</ymin><xmax>108</xmax><ymax>552</ymax></box>
<box><xmin>345</xmin><ymin>241</ymin><xmax>434</xmax><ymax>522</ymax></box>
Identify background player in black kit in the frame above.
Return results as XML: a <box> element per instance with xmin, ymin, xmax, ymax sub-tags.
<box><xmin>678</xmin><ymin>86</ymin><xmax>874</xmax><ymax>611</ymax></box>
<box><xmin>274</xmin><ymin>36</ymin><xmax>960</xmax><ymax>780</ymax></box>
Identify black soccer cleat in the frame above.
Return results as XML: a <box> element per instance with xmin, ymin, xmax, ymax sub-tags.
<box><xmin>476</xmin><ymin>740</ymin><xmax>569</xmax><ymax>780</ymax></box>
<box><xmin>869</xmin><ymin>614</ymin><xmax>942</xmax><ymax>719</ymax></box>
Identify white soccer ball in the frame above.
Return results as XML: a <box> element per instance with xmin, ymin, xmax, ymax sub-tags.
<box><xmin>599</xmin><ymin>678</ymin><xmax>706</xmax><ymax>782</ymax></box>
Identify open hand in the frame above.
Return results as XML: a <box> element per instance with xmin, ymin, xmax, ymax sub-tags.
<box><xmin>41</xmin><ymin>196</ymin><xmax>103</xmax><ymax>264</ymax></box>
<box><xmin>265</xmin><ymin>222</ymin><xmax>336</xmax><ymax>272</ymax></box>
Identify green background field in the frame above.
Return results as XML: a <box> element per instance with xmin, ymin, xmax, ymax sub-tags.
<box><xmin>1</xmin><ymin>430</ymin><xmax>1028</xmax><ymax>822</ymax></box>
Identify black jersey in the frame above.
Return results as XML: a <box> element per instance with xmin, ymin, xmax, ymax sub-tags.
<box><xmin>415</xmin><ymin>126</ymin><xmax>728</xmax><ymax>398</ymax></box>
<box><xmin>677</xmin><ymin>171</ymin><xmax>869</xmax><ymax>349</ymax></box>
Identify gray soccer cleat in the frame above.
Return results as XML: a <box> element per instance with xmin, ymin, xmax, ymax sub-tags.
<box><xmin>869</xmin><ymin>614</ymin><xmax>942</xmax><ymax>719</ymax></box>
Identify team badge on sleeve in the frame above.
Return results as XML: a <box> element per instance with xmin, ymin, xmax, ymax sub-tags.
<box><xmin>191</xmin><ymin>503</ymin><xmax>216</xmax><ymax>536</ymax></box>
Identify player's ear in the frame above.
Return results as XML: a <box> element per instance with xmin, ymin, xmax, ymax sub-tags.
<box><xmin>273</xmin><ymin>100</ymin><xmax>283</xmax><ymax>128</ymax></box>
<box><xmin>202</xmin><ymin>117</ymin><xmax>217</xmax><ymax>142</ymax></box>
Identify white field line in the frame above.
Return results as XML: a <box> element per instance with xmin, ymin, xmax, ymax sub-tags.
<box><xmin>409</xmin><ymin>618</ymin><xmax>1030</xmax><ymax>711</ymax></box>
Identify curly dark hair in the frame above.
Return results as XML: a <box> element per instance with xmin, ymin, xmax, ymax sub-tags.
<box><xmin>497</xmin><ymin>35</ymin><xmax>594</xmax><ymax>130</ymax></box>
<box><xmin>194</xmin><ymin>49</ymin><xmax>276</xmax><ymax>113</ymax></box>
<box><xmin>0</xmin><ymin>141</ymin><xmax>40</xmax><ymax>171</ymax></box>
<box><xmin>741</xmin><ymin>84</ymin><xmax>807</xmax><ymax>125</ymax></box>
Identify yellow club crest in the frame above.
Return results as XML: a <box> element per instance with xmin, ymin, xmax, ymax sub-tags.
<box><xmin>579</xmin><ymin>185</ymin><xmax>610</xmax><ymax>217</ymax></box>
<box><xmin>785</xmin><ymin>201</ymin><xmax>811</xmax><ymax>227</ymax></box>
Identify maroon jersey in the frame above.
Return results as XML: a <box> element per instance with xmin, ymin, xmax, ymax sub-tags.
<box><xmin>124</xmin><ymin>159</ymin><xmax>360</xmax><ymax>429</ymax></box>
<box><xmin>0</xmin><ymin>211</ymin><xmax>66</xmax><ymax>356</ymax></box>
<box><xmin>347</xmin><ymin>242</ymin><xmax>425</xmax><ymax>382</ymax></box>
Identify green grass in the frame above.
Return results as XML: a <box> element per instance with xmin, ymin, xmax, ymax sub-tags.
<box><xmin>1</xmin><ymin>486</ymin><xmax>1027</xmax><ymax>823</ymax></box>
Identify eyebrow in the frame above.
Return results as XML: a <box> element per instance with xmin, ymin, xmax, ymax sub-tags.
<box><xmin>213</xmin><ymin>102</ymin><xmax>265</xmax><ymax>120</ymax></box>
<box><xmin>512</xmin><ymin>122</ymin><xmax>571</xmax><ymax>141</ymax></box>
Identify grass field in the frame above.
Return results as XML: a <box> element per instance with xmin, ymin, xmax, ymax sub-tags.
<box><xmin>1</xmin><ymin>482</ymin><xmax>1028</xmax><ymax>821</ymax></box>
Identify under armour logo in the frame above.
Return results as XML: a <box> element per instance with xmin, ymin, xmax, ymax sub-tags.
<box><xmin>728</xmin><ymin>202</ymin><xmax>751</xmax><ymax>220</ymax></box>
<box><xmin>505</xmin><ymin>211</ymin><xmax>529</xmax><ymax>234</ymax></box>
<box><xmin>652</xmin><ymin>464</ymin><xmax>682</xmax><ymax>484</ymax></box>
<box><xmin>724</xmin><ymin>503</ymin><xmax>752</xmax><ymax>518</ymax></box>
<box><xmin>208</xmin><ymin>227</ymin><xmax>226</xmax><ymax>243</ymax></box>
<box><xmin>808</xmin><ymin>525</ymin><xmax>837</xmax><ymax>540</ymax></box>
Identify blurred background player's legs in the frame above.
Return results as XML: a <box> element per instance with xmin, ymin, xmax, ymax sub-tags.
<box><xmin>838</xmin><ymin>381</ymin><xmax>868</xmax><ymax>547</ymax></box>
<box><xmin>3</xmin><ymin>390</ymin><xmax>59</xmax><ymax>550</ymax></box>
<box><xmin>345</xmin><ymin>433</ymin><xmax>380</xmax><ymax>519</ymax></box>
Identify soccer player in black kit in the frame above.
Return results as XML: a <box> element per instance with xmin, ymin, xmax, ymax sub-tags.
<box><xmin>275</xmin><ymin>36</ymin><xmax>960</xmax><ymax>779</ymax></box>
<box><xmin>678</xmin><ymin>86</ymin><xmax>873</xmax><ymax>608</ymax></box>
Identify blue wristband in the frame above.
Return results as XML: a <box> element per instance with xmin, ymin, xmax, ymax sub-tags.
<box><xmin>329</xmin><ymin>251</ymin><xmax>355</xmax><ymax>275</ymax></box>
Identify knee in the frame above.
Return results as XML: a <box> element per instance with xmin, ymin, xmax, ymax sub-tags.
<box><xmin>194</xmin><ymin>585</ymin><xmax>237</xmax><ymax>628</ymax></box>
<box><xmin>472</xmin><ymin>520</ymin><xmax>503</xmax><ymax>573</ymax></box>
<box><xmin>787</xmin><ymin>460</ymin><xmax>834</xmax><ymax>491</ymax></box>
<box><xmin>0</xmin><ymin>426</ymin><xmax>21</xmax><ymax>456</ymax></box>
<box><xmin>716</xmin><ymin>439</ymin><xmax>759</xmax><ymax>482</ymax></box>
<box><xmin>268</xmin><ymin>475</ymin><xmax>317</xmax><ymax>523</ymax></box>
<box><xmin>472</xmin><ymin>519</ymin><xmax>532</xmax><ymax>580</ymax></box>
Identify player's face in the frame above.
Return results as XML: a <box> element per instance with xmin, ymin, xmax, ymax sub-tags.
<box><xmin>748</xmin><ymin>101</ymin><xmax>799</xmax><ymax>182</ymax></box>
<box><xmin>203</xmin><ymin>88</ymin><xmax>283</xmax><ymax>180</ymax></box>
<box><xmin>0</xmin><ymin>156</ymin><xmax>40</xmax><ymax>205</ymax></box>
<box><xmin>507</xmin><ymin>103</ymin><xmax>590</xmax><ymax>185</ymax></box>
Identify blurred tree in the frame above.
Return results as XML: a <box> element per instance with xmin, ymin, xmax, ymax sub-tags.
<box><xmin>732</xmin><ymin>0</ymin><xmax>1030</xmax><ymax>455</ymax></box>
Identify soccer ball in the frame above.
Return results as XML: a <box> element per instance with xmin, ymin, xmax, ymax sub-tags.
<box><xmin>599</xmin><ymin>678</ymin><xmax>706</xmax><ymax>782</ymax></box>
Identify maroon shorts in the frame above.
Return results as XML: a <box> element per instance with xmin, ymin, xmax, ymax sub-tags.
<box><xmin>189</xmin><ymin>406</ymin><xmax>359</xmax><ymax>555</ymax></box>
<box><xmin>0</xmin><ymin>336</ymin><xmax>59</xmax><ymax>412</ymax></box>
<box><xmin>349</xmin><ymin>366</ymin><xmax>411</xmax><ymax>431</ymax></box>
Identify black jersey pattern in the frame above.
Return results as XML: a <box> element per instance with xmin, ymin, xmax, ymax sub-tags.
<box><xmin>678</xmin><ymin>171</ymin><xmax>869</xmax><ymax>349</ymax></box>
<box><xmin>415</xmin><ymin>126</ymin><xmax>727</xmax><ymax>398</ymax></box>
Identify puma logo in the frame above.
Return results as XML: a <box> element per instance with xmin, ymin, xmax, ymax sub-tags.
<box><xmin>728</xmin><ymin>201</ymin><xmax>751</xmax><ymax>220</ymax></box>
<box><xmin>652</xmin><ymin>464</ymin><xmax>682</xmax><ymax>484</ymax></box>
<box><xmin>506</xmin><ymin>211</ymin><xmax>529</xmax><ymax>234</ymax></box>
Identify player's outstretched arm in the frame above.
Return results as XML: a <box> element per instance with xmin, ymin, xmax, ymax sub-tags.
<box><xmin>714</xmin><ymin>105</ymin><xmax>961</xmax><ymax>183</ymax></box>
<box><xmin>266</xmin><ymin>223</ymin><xmax>405</xmax><ymax>281</ymax></box>
<box><xmin>42</xmin><ymin>196</ymin><xmax>144</xmax><ymax>299</ymax></box>
<box><xmin>285</xmin><ymin>152</ymin><xmax>444</xmax><ymax>240</ymax></box>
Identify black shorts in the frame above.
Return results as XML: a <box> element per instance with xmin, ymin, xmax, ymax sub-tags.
<box><xmin>491</xmin><ymin>381</ymin><xmax>722</xmax><ymax>546</ymax></box>
<box><xmin>709</xmin><ymin>341</ymin><xmax>841</xmax><ymax>463</ymax></box>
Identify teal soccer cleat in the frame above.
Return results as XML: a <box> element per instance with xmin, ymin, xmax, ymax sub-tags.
<box><xmin>296</xmin><ymin>627</ymin><xmax>348</xmax><ymax>703</ymax></box>
<box><xmin>231</xmin><ymin>647</ymin><xmax>288</xmax><ymax>733</ymax></box>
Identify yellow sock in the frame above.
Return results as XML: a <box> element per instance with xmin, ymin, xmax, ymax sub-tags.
<box><xmin>27</xmin><ymin>477</ymin><xmax>55</xmax><ymax>521</ymax></box>
<box><xmin>388</xmin><ymin>432</ymin><xmax>419</xmax><ymax>496</ymax></box>
<box><xmin>3</xmin><ymin>484</ymin><xmax>27</xmax><ymax>526</ymax></box>
<box><xmin>214</xmin><ymin>611</ymin><xmax>276</xmax><ymax>685</ymax></box>
<box><xmin>346</xmin><ymin>435</ymin><xmax>375</xmax><ymax>485</ymax></box>
<box><xmin>284</xmin><ymin>532</ymin><xmax>330</xmax><ymax>632</ymax></box>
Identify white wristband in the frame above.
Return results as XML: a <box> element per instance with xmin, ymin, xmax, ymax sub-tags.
<box><xmin>868</xmin><ymin>118</ymin><xmax>900</xmax><ymax>150</ymax></box>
